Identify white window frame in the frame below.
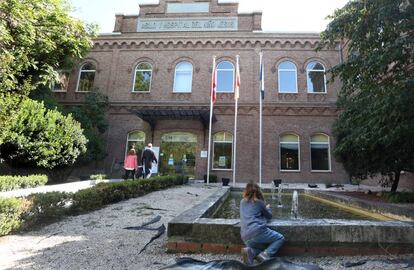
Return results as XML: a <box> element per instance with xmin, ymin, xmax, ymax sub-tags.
<box><xmin>279</xmin><ymin>134</ymin><xmax>301</xmax><ymax>172</ymax></box>
<box><xmin>76</xmin><ymin>63</ymin><xmax>96</xmax><ymax>92</ymax></box>
<box><xmin>173</xmin><ymin>61</ymin><xmax>193</xmax><ymax>93</ymax></box>
<box><xmin>52</xmin><ymin>70</ymin><xmax>70</xmax><ymax>92</ymax></box>
<box><xmin>278</xmin><ymin>61</ymin><xmax>298</xmax><ymax>93</ymax></box>
<box><xmin>125</xmin><ymin>131</ymin><xmax>146</xmax><ymax>156</ymax></box>
<box><xmin>132</xmin><ymin>62</ymin><xmax>152</xmax><ymax>93</ymax></box>
<box><xmin>212</xmin><ymin>132</ymin><xmax>233</xmax><ymax>171</ymax></box>
<box><xmin>306</xmin><ymin>61</ymin><xmax>327</xmax><ymax>94</ymax></box>
<box><xmin>310</xmin><ymin>133</ymin><xmax>331</xmax><ymax>172</ymax></box>
<box><xmin>216</xmin><ymin>61</ymin><xmax>235</xmax><ymax>93</ymax></box>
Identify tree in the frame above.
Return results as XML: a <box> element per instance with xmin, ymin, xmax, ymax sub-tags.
<box><xmin>0</xmin><ymin>99</ymin><xmax>87</xmax><ymax>169</ymax></box>
<box><xmin>0</xmin><ymin>0</ymin><xmax>96</xmax><ymax>143</ymax></box>
<box><xmin>320</xmin><ymin>0</ymin><xmax>414</xmax><ymax>192</ymax></box>
<box><xmin>30</xmin><ymin>85</ymin><xmax>110</xmax><ymax>167</ymax></box>
<box><xmin>67</xmin><ymin>91</ymin><xmax>110</xmax><ymax>165</ymax></box>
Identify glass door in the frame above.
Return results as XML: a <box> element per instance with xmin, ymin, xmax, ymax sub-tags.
<box><xmin>160</xmin><ymin>132</ymin><xmax>197</xmax><ymax>177</ymax></box>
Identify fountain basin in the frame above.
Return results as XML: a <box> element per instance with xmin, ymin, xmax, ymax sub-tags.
<box><xmin>167</xmin><ymin>188</ymin><xmax>414</xmax><ymax>255</ymax></box>
<box><xmin>212</xmin><ymin>192</ymin><xmax>388</xmax><ymax>220</ymax></box>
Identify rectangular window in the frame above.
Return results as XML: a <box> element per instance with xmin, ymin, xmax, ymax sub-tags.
<box><xmin>173</xmin><ymin>71</ymin><xmax>192</xmax><ymax>92</ymax></box>
<box><xmin>213</xmin><ymin>142</ymin><xmax>232</xmax><ymax>169</ymax></box>
<box><xmin>279</xmin><ymin>70</ymin><xmax>297</xmax><ymax>93</ymax></box>
<box><xmin>311</xmin><ymin>143</ymin><xmax>330</xmax><ymax>170</ymax></box>
<box><xmin>217</xmin><ymin>70</ymin><xmax>234</xmax><ymax>92</ymax></box>
<box><xmin>280</xmin><ymin>143</ymin><xmax>299</xmax><ymax>170</ymax></box>
<box><xmin>78</xmin><ymin>71</ymin><xmax>95</xmax><ymax>92</ymax></box>
<box><xmin>134</xmin><ymin>70</ymin><xmax>151</xmax><ymax>92</ymax></box>
<box><xmin>307</xmin><ymin>71</ymin><xmax>325</xmax><ymax>93</ymax></box>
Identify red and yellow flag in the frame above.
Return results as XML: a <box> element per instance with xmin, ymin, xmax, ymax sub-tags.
<box><xmin>210</xmin><ymin>57</ymin><xmax>217</xmax><ymax>104</ymax></box>
<box><xmin>235</xmin><ymin>56</ymin><xmax>240</xmax><ymax>100</ymax></box>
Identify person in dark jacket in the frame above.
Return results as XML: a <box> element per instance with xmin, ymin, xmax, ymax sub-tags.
<box><xmin>240</xmin><ymin>182</ymin><xmax>285</xmax><ymax>265</ymax></box>
<box><xmin>141</xmin><ymin>143</ymin><xmax>158</xmax><ymax>178</ymax></box>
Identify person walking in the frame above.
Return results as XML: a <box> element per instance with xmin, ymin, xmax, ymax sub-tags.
<box><xmin>123</xmin><ymin>148</ymin><xmax>138</xmax><ymax>180</ymax></box>
<box><xmin>141</xmin><ymin>143</ymin><xmax>158</xmax><ymax>178</ymax></box>
<box><xmin>240</xmin><ymin>182</ymin><xmax>285</xmax><ymax>265</ymax></box>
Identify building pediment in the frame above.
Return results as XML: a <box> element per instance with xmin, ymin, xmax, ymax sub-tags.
<box><xmin>114</xmin><ymin>0</ymin><xmax>261</xmax><ymax>33</ymax></box>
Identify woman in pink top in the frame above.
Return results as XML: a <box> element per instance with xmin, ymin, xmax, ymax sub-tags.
<box><xmin>123</xmin><ymin>149</ymin><xmax>138</xmax><ymax>180</ymax></box>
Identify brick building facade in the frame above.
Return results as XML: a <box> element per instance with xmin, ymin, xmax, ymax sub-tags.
<box><xmin>56</xmin><ymin>0</ymin><xmax>350</xmax><ymax>184</ymax></box>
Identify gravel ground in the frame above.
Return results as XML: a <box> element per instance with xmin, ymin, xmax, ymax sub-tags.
<box><xmin>0</xmin><ymin>182</ymin><xmax>412</xmax><ymax>270</ymax></box>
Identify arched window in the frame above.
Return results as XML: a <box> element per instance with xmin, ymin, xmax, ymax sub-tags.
<box><xmin>310</xmin><ymin>134</ymin><xmax>331</xmax><ymax>171</ymax></box>
<box><xmin>306</xmin><ymin>61</ymin><xmax>326</xmax><ymax>93</ymax></box>
<box><xmin>278</xmin><ymin>61</ymin><xmax>297</xmax><ymax>93</ymax></box>
<box><xmin>213</xmin><ymin>132</ymin><xmax>233</xmax><ymax>170</ymax></box>
<box><xmin>125</xmin><ymin>131</ymin><xmax>146</xmax><ymax>158</ymax></box>
<box><xmin>280</xmin><ymin>133</ymin><xmax>300</xmax><ymax>171</ymax></box>
<box><xmin>217</xmin><ymin>61</ymin><xmax>234</xmax><ymax>93</ymax></box>
<box><xmin>173</xmin><ymin>61</ymin><xmax>193</xmax><ymax>93</ymax></box>
<box><xmin>133</xmin><ymin>63</ymin><xmax>152</xmax><ymax>92</ymax></box>
<box><xmin>76</xmin><ymin>62</ymin><xmax>96</xmax><ymax>92</ymax></box>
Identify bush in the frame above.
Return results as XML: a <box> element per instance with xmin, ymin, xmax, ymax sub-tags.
<box><xmin>0</xmin><ymin>175</ymin><xmax>188</xmax><ymax>235</ymax></box>
<box><xmin>0</xmin><ymin>99</ymin><xmax>87</xmax><ymax>170</ymax></box>
<box><xmin>384</xmin><ymin>192</ymin><xmax>414</xmax><ymax>203</ymax></box>
<box><xmin>0</xmin><ymin>197</ymin><xmax>28</xmax><ymax>236</ymax></box>
<box><xmin>0</xmin><ymin>175</ymin><xmax>48</xmax><ymax>191</ymax></box>
<box><xmin>24</xmin><ymin>192</ymin><xmax>72</xmax><ymax>227</ymax></box>
<box><xmin>71</xmin><ymin>175</ymin><xmax>187</xmax><ymax>213</ymax></box>
<box><xmin>89</xmin><ymin>174</ymin><xmax>108</xmax><ymax>180</ymax></box>
<box><xmin>71</xmin><ymin>188</ymin><xmax>104</xmax><ymax>213</ymax></box>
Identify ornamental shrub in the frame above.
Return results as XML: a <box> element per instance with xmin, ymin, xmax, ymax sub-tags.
<box><xmin>0</xmin><ymin>99</ymin><xmax>87</xmax><ymax>169</ymax></box>
<box><xmin>24</xmin><ymin>192</ymin><xmax>72</xmax><ymax>227</ymax></box>
<box><xmin>0</xmin><ymin>197</ymin><xmax>28</xmax><ymax>236</ymax></box>
<box><xmin>89</xmin><ymin>174</ymin><xmax>108</xmax><ymax>180</ymax></box>
<box><xmin>0</xmin><ymin>175</ymin><xmax>48</xmax><ymax>191</ymax></box>
<box><xmin>0</xmin><ymin>175</ymin><xmax>188</xmax><ymax>235</ymax></box>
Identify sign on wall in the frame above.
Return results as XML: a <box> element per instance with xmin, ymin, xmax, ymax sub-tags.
<box><xmin>137</xmin><ymin>17</ymin><xmax>238</xmax><ymax>32</ymax></box>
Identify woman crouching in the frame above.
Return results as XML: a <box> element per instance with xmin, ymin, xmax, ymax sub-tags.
<box><xmin>240</xmin><ymin>182</ymin><xmax>285</xmax><ymax>265</ymax></box>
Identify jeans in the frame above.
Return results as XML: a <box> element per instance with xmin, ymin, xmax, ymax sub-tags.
<box><xmin>245</xmin><ymin>228</ymin><xmax>285</xmax><ymax>257</ymax></box>
<box><xmin>144</xmin><ymin>166</ymin><xmax>152</xmax><ymax>178</ymax></box>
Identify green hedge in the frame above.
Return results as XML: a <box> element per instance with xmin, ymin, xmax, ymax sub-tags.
<box><xmin>0</xmin><ymin>197</ymin><xmax>28</xmax><ymax>236</ymax></box>
<box><xmin>0</xmin><ymin>175</ymin><xmax>188</xmax><ymax>236</ymax></box>
<box><xmin>0</xmin><ymin>175</ymin><xmax>48</xmax><ymax>192</ymax></box>
<box><xmin>384</xmin><ymin>192</ymin><xmax>414</xmax><ymax>203</ymax></box>
<box><xmin>89</xmin><ymin>174</ymin><xmax>108</xmax><ymax>180</ymax></box>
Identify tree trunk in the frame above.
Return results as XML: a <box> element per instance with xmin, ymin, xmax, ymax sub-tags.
<box><xmin>390</xmin><ymin>170</ymin><xmax>401</xmax><ymax>193</ymax></box>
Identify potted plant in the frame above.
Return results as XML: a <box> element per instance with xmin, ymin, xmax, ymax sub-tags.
<box><xmin>222</xmin><ymin>177</ymin><xmax>230</xmax><ymax>186</ymax></box>
<box><xmin>273</xmin><ymin>179</ymin><xmax>282</xmax><ymax>187</ymax></box>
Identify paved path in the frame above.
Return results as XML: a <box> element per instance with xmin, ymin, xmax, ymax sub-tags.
<box><xmin>0</xmin><ymin>183</ymin><xmax>224</xmax><ymax>269</ymax></box>
<box><xmin>0</xmin><ymin>179</ymin><xmax>393</xmax><ymax>198</ymax></box>
<box><xmin>1</xmin><ymin>182</ymin><xmax>413</xmax><ymax>270</ymax></box>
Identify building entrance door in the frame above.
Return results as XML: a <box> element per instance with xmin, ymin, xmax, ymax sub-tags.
<box><xmin>160</xmin><ymin>132</ymin><xmax>197</xmax><ymax>177</ymax></box>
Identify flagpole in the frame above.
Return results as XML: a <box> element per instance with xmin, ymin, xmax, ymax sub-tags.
<box><xmin>232</xmin><ymin>55</ymin><xmax>240</xmax><ymax>187</ymax></box>
<box><xmin>259</xmin><ymin>52</ymin><xmax>263</xmax><ymax>187</ymax></box>
<box><xmin>207</xmin><ymin>56</ymin><xmax>216</xmax><ymax>185</ymax></box>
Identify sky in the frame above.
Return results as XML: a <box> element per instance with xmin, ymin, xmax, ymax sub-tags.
<box><xmin>69</xmin><ymin>0</ymin><xmax>349</xmax><ymax>34</ymax></box>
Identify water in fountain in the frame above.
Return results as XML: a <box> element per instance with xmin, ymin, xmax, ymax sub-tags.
<box><xmin>291</xmin><ymin>190</ymin><xmax>299</xmax><ymax>219</ymax></box>
<box><xmin>277</xmin><ymin>184</ymin><xmax>283</xmax><ymax>208</ymax></box>
<box><xmin>271</xmin><ymin>183</ymin><xmax>276</xmax><ymax>202</ymax></box>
